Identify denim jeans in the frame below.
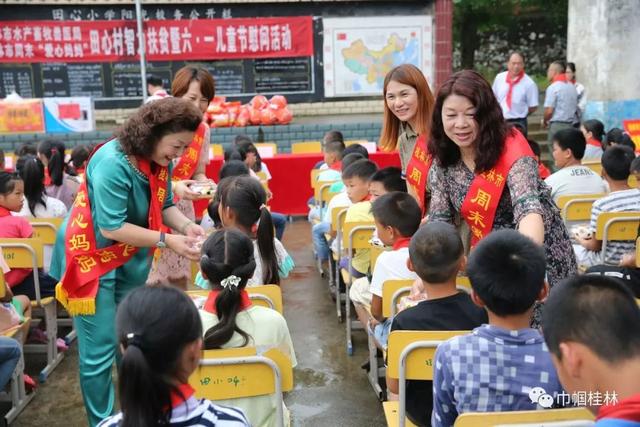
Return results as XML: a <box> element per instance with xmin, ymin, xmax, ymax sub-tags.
<box><xmin>271</xmin><ymin>212</ymin><xmax>288</xmax><ymax>241</ymax></box>
<box><xmin>0</xmin><ymin>337</ymin><xmax>21</xmax><ymax>390</ymax></box>
<box><xmin>312</xmin><ymin>221</ymin><xmax>330</xmax><ymax>261</ymax></box>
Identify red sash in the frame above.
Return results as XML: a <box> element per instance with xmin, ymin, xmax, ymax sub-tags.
<box><xmin>505</xmin><ymin>70</ymin><xmax>524</xmax><ymax>110</ymax></box>
<box><xmin>552</xmin><ymin>73</ymin><xmax>569</xmax><ymax>83</ymax></box>
<box><xmin>460</xmin><ymin>130</ymin><xmax>534</xmax><ymax>248</ymax></box>
<box><xmin>203</xmin><ymin>289</ymin><xmax>252</xmax><ymax>314</ymax></box>
<box><xmin>172</xmin><ymin>122</ymin><xmax>206</xmax><ymax>181</ymax></box>
<box><xmin>55</xmin><ymin>143</ymin><xmax>169</xmax><ymax>316</ymax></box>
<box><xmin>405</xmin><ymin>135</ymin><xmax>433</xmax><ymax>215</ymax></box>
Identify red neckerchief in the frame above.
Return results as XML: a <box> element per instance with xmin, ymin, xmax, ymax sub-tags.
<box><xmin>203</xmin><ymin>289</ymin><xmax>252</xmax><ymax>314</ymax></box>
<box><xmin>392</xmin><ymin>237</ymin><xmax>411</xmax><ymax>251</ymax></box>
<box><xmin>362</xmin><ymin>194</ymin><xmax>372</xmax><ymax>202</ymax></box>
<box><xmin>75</xmin><ymin>166</ymin><xmax>86</xmax><ymax>176</ymax></box>
<box><xmin>552</xmin><ymin>73</ymin><xmax>569</xmax><ymax>83</ymax></box>
<box><xmin>538</xmin><ymin>162</ymin><xmax>551</xmax><ymax>179</ymax></box>
<box><xmin>43</xmin><ymin>169</ymin><xmax>51</xmax><ymax>186</ymax></box>
<box><xmin>0</xmin><ymin>206</ymin><xmax>11</xmax><ymax>217</ymax></box>
<box><xmin>505</xmin><ymin>70</ymin><xmax>525</xmax><ymax>110</ymax></box>
<box><xmin>329</xmin><ymin>161</ymin><xmax>342</xmax><ymax>171</ymax></box>
<box><xmin>587</xmin><ymin>137</ymin><xmax>602</xmax><ymax>148</ymax></box>
<box><xmin>170</xmin><ymin>383</ymin><xmax>195</xmax><ymax>408</ymax></box>
<box><xmin>597</xmin><ymin>393</ymin><xmax>640</xmax><ymax>422</ymax></box>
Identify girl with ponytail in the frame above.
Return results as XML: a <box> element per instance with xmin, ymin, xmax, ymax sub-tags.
<box><xmin>198</xmin><ymin>228</ymin><xmax>297</xmax><ymax>427</ymax></box>
<box><xmin>37</xmin><ymin>139</ymin><xmax>80</xmax><ymax>210</ymax></box>
<box><xmin>15</xmin><ymin>155</ymin><xmax>67</xmax><ymax>218</ymax></box>
<box><xmin>98</xmin><ymin>286</ymin><xmax>249</xmax><ymax>427</ymax></box>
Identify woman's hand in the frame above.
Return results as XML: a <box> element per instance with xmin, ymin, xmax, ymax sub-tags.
<box><xmin>166</xmin><ymin>234</ymin><xmax>200</xmax><ymax>261</ymax></box>
<box><xmin>173</xmin><ymin>180</ymin><xmax>200</xmax><ymax>201</ymax></box>
<box><xmin>184</xmin><ymin>222</ymin><xmax>205</xmax><ymax>239</ymax></box>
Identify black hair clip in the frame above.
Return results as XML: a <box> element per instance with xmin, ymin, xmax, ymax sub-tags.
<box><xmin>126</xmin><ymin>332</ymin><xmax>144</xmax><ymax>349</ymax></box>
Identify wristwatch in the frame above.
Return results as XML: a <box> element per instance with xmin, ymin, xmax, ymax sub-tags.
<box><xmin>156</xmin><ymin>231</ymin><xmax>167</xmax><ymax>249</ymax></box>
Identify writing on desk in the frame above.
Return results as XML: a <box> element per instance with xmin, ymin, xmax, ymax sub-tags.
<box><xmin>200</xmin><ymin>375</ymin><xmax>246</xmax><ymax>387</ymax></box>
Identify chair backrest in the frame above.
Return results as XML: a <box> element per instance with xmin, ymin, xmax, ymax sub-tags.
<box><xmin>187</xmin><ymin>286</ymin><xmax>283</xmax><ymax>314</ymax></box>
<box><xmin>629</xmin><ymin>174</ymin><xmax>638</xmax><ymax>188</ymax></box>
<box><xmin>0</xmin><ymin>263</ymin><xmax>5</xmax><ymax>299</ymax></box>
<box><xmin>556</xmin><ymin>194</ymin><xmax>604</xmax><ymax>222</ymax></box>
<box><xmin>386</xmin><ymin>330</ymin><xmax>468</xmax><ymax>381</ymax></box>
<box><xmin>0</xmin><ymin>238</ymin><xmax>44</xmax><ymax>269</ymax></box>
<box><xmin>255</xmin><ymin>143</ymin><xmax>277</xmax><ymax>158</ymax></box>
<box><xmin>636</xmin><ymin>236</ymin><xmax>640</xmax><ymax>268</ymax></box>
<box><xmin>369</xmin><ymin>245</ymin><xmax>385</xmax><ymax>272</ymax></box>
<box><xmin>581</xmin><ymin>160</ymin><xmax>602</xmax><ymax>175</ymax></box>
<box><xmin>310</xmin><ymin>169</ymin><xmax>322</xmax><ymax>187</ymax></box>
<box><xmin>453</xmin><ymin>407</ymin><xmax>595</xmax><ymax>427</ymax></box>
<box><xmin>28</xmin><ymin>218</ymin><xmax>64</xmax><ymax>245</ymax></box>
<box><xmin>331</xmin><ymin>207</ymin><xmax>348</xmax><ymax>233</ymax></box>
<box><xmin>211</xmin><ymin>144</ymin><xmax>224</xmax><ymax>158</ymax></box>
<box><xmin>292</xmin><ymin>141</ymin><xmax>322</xmax><ymax>154</ymax></box>
<box><xmin>382</xmin><ymin>279</ymin><xmax>414</xmax><ymax>318</ymax></box>
<box><xmin>456</xmin><ymin>276</ymin><xmax>472</xmax><ymax>294</ymax></box>
<box><xmin>189</xmin><ymin>347</ymin><xmax>293</xmax><ymax>400</ymax></box>
<box><xmin>595</xmin><ymin>211</ymin><xmax>640</xmax><ymax>264</ymax></box>
<box><xmin>314</xmin><ymin>182</ymin><xmax>339</xmax><ymax>203</ymax></box>
<box><xmin>342</xmin><ymin>222</ymin><xmax>375</xmax><ymax>250</ymax></box>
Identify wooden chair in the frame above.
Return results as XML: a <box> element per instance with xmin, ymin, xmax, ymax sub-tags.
<box><xmin>341</xmin><ymin>221</ymin><xmax>376</xmax><ymax>355</ymax></box>
<box><xmin>594</xmin><ymin>211</ymin><xmax>640</xmax><ymax>265</ymax></box>
<box><xmin>187</xmin><ymin>285</ymin><xmax>283</xmax><ymax>314</ymax></box>
<box><xmin>556</xmin><ymin>194</ymin><xmax>604</xmax><ymax>223</ymax></box>
<box><xmin>384</xmin><ymin>330</ymin><xmax>469</xmax><ymax>427</ymax></box>
<box><xmin>453</xmin><ymin>407</ymin><xmax>594</xmax><ymax>426</ymax></box>
<box><xmin>0</xmin><ymin>268</ymin><xmax>35</xmax><ymax>424</ymax></box>
<box><xmin>0</xmin><ymin>238</ymin><xmax>63</xmax><ymax>382</ymax></box>
<box><xmin>292</xmin><ymin>141</ymin><xmax>322</xmax><ymax>154</ymax></box>
<box><xmin>189</xmin><ymin>347</ymin><xmax>294</xmax><ymax>427</ymax></box>
<box><xmin>255</xmin><ymin>143</ymin><xmax>278</xmax><ymax>158</ymax></box>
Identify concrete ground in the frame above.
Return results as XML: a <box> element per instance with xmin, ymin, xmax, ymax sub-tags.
<box><xmin>8</xmin><ymin>219</ymin><xmax>385</xmax><ymax>426</ymax></box>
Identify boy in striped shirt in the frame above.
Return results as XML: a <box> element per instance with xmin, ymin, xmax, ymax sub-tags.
<box><xmin>573</xmin><ymin>146</ymin><xmax>640</xmax><ymax>268</ymax></box>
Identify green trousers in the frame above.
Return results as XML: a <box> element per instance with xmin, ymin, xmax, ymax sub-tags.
<box><xmin>73</xmin><ymin>277</ymin><xmax>141</xmax><ymax>426</ymax></box>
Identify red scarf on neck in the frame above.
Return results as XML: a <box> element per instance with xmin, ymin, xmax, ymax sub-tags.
<box><xmin>587</xmin><ymin>137</ymin><xmax>602</xmax><ymax>148</ymax></box>
<box><xmin>597</xmin><ymin>393</ymin><xmax>640</xmax><ymax>422</ymax></box>
<box><xmin>392</xmin><ymin>237</ymin><xmax>411</xmax><ymax>251</ymax></box>
<box><xmin>329</xmin><ymin>161</ymin><xmax>342</xmax><ymax>171</ymax></box>
<box><xmin>170</xmin><ymin>383</ymin><xmax>195</xmax><ymax>408</ymax></box>
<box><xmin>0</xmin><ymin>207</ymin><xmax>11</xmax><ymax>217</ymax></box>
<box><xmin>505</xmin><ymin>70</ymin><xmax>525</xmax><ymax>110</ymax></box>
<box><xmin>203</xmin><ymin>289</ymin><xmax>252</xmax><ymax>314</ymax></box>
<box><xmin>552</xmin><ymin>73</ymin><xmax>569</xmax><ymax>83</ymax></box>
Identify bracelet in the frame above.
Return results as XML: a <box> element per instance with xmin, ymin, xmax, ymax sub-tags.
<box><xmin>180</xmin><ymin>220</ymin><xmax>194</xmax><ymax>234</ymax></box>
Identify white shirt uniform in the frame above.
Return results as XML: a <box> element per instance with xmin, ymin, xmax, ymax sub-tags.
<box><xmin>492</xmin><ymin>71</ymin><xmax>539</xmax><ymax>119</ymax></box>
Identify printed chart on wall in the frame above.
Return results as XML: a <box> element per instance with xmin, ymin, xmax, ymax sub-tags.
<box><xmin>323</xmin><ymin>16</ymin><xmax>433</xmax><ymax>98</ymax></box>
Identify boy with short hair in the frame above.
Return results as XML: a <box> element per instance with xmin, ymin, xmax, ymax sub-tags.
<box><xmin>573</xmin><ymin>146</ymin><xmax>640</xmax><ymax>268</ymax></box>
<box><xmin>339</xmin><ymin>159</ymin><xmax>378</xmax><ymax>279</ymax></box>
<box><xmin>387</xmin><ymin>222</ymin><xmax>487</xmax><ymax>426</ymax></box>
<box><xmin>432</xmin><ymin>229</ymin><xmax>562</xmax><ymax>427</ymax></box>
<box><xmin>308</xmin><ymin>139</ymin><xmax>346</xmax><ymax>222</ymax></box>
<box><xmin>349</xmin><ymin>192</ymin><xmax>421</xmax><ymax>334</ymax></box>
<box><xmin>545</xmin><ymin>128</ymin><xmax>607</xmax><ymax>202</ymax></box>
<box><xmin>368</xmin><ymin>167</ymin><xmax>407</xmax><ymax>201</ymax></box>
<box><xmin>543</xmin><ymin>275</ymin><xmax>640</xmax><ymax>426</ymax></box>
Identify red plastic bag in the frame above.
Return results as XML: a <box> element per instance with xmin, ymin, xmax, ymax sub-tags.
<box><xmin>260</xmin><ymin>108</ymin><xmax>277</xmax><ymax>125</ymax></box>
<box><xmin>274</xmin><ymin>106</ymin><xmax>293</xmax><ymax>124</ymax></box>
<box><xmin>236</xmin><ymin>106</ymin><xmax>250</xmax><ymax>127</ymax></box>
<box><xmin>270</xmin><ymin>95</ymin><xmax>288</xmax><ymax>108</ymax></box>
<box><xmin>250</xmin><ymin>95</ymin><xmax>269</xmax><ymax>110</ymax></box>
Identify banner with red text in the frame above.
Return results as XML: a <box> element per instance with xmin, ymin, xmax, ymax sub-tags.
<box><xmin>0</xmin><ymin>100</ymin><xmax>45</xmax><ymax>134</ymax></box>
<box><xmin>0</xmin><ymin>16</ymin><xmax>313</xmax><ymax>63</ymax></box>
<box><xmin>623</xmin><ymin>119</ymin><xmax>640</xmax><ymax>151</ymax></box>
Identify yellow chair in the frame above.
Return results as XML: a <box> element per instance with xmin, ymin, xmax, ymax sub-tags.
<box><xmin>384</xmin><ymin>330</ymin><xmax>469</xmax><ymax>427</ymax></box>
<box><xmin>456</xmin><ymin>276</ymin><xmax>472</xmax><ymax>294</ymax></box>
<box><xmin>582</xmin><ymin>160</ymin><xmax>602</xmax><ymax>175</ymax></box>
<box><xmin>594</xmin><ymin>211</ymin><xmax>640</xmax><ymax>265</ymax></box>
<box><xmin>187</xmin><ymin>285</ymin><xmax>283</xmax><ymax>314</ymax></box>
<box><xmin>346</xmin><ymin>140</ymin><xmax>369</xmax><ymax>146</ymax></box>
<box><xmin>292</xmin><ymin>141</ymin><xmax>322</xmax><ymax>154</ymax></box>
<box><xmin>0</xmin><ymin>238</ymin><xmax>63</xmax><ymax>382</ymax></box>
<box><xmin>556</xmin><ymin>194</ymin><xmax>604</xmax><ymax>222</ymax></box>
<box><xmin>370</xmin><ymin>245</ymin><xmax>386</xmax><ymax>273</ymax></box>
<box><xmin>189</xmin><ymin>347</ymin><xmax>293</xmax><ymax>427</ymax></box>
<box><xmin>310</xmin><ymin>169</ymin><xmax>322</xmax><ymax>188</ymax></box>
<box><xmin>0</xmin><ymin>267</ymin><xmax>35</xmax><ymax>424</ymax></box>
<box><xmin>341</xmin><ymin>221</ymin><xmax>376</xmax><ymax>355</ymax></box>
<box><xmin>453</xmin><ymin>407</ymin><xmax>594</xmax><ymax>426</ymax></box>
<box><xmin>212</xmin><ymin>144</ymin><xmax>224</xmax><ymax>158</ymax></box>
<box><xmin>636</xmin><ymin>236</ymin><xmax>640</xmax><ymax>268</ymax></box>
<box><xmin>255</xmin><ymin>143</ymin><xmax>278</xmax><ymax>158</ymax></box>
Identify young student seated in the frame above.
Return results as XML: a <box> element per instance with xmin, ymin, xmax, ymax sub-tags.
<box><xmin>368</xmin><ymin>167</ymin><xmax>407</xmax><ymax>200</ymax></box>
<box><xmin>543</xmin><ymin>275</ymin><xmax>640</xmax><ymax>426</ymax></box>
<box><xmin>527</xmin><ymin>139</ymin><xmax>551</xmax><ymax>179</ymax></box>
<box><xmin>98</xmin><ymin>286</ymin><xmax>250</xmax><ymax>427</ymax></box>
<box><xmin>432</xmin><ymin>229</ymin><xmax>562</xmax><ymax>427</ymax></box>
<box><xmin>312</xmin><ymin>130</ymin><xmax>345</xmax><ymax>170</ymax></box>
<box><xmin>349</xmin><ymin>192</ymin><xmax>420</xmax><ymax>347</ymax></box>
<box><xmin>308</xmin><ymin>139</ymin><xmax>347</xmax><ymax>223</ymax></box>
<box><xmin>545</xmin><ymin>128</ymin><xmax>607</xmax><ymax>202</ymax></box>
<box><xmin>199</xmin><ymin>229</ymin><xmax>297</xmax><ymax>427</ymax></box>
<box><xmin>339</xmin><ymin>159</ymin><xmax>378</xmax><ymax>279</ymax></box>
<box><xmin>580</xmin><ymin>119</ymin><xmax>605</xmax><ymax>161</ymax></box>
<box><xmin>573</xmin><ymin>146</ymin><xmax>640</xmax><ymax>268</ymax></box>
<box><xmin>387</xmin><ymin>222</ymin><xmax>487</xmax><ymax>426</ymax></box>
<box><xmin>200</xmin><ymin>161</ymin><xmax>250</xmax><ymax>232</ymax></box>
<box><xmin>327</xmin><ymin>144</ymin><xmax>370</xmax><ymax>194</ymax></box>
<box><xmin>0</xmin><ymin>172</ymin><xmax>57</xmax><ymax>300</ymax></box>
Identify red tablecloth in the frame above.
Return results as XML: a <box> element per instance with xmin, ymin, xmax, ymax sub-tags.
<box><xmin>195</xmin><ymin>151</ymin><xmax>401</xmax><ymax>216</ymax></box>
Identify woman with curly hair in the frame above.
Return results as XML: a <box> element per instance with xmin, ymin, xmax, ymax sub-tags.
<box><xmin>147</xmin><ymin>65</ymin><xmax>216</xmax><ymax>289</ymax></box>
<box><xmin>49</xmin><ymin>97</ymin><xmax>205</xmax><ymax>426</ymax></box>
<box><xmin>426</xmin><ymin>70</ymin><xmax>576</xmax><ymax>327</ymax></box>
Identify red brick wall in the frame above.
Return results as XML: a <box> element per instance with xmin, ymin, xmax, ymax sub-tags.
<box><xmin>434</xmin><ymin>0</ymin><xmax>453</xmax><ymax>88</ymax></box>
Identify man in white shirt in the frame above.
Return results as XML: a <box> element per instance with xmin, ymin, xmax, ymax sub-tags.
<box><xmin>492</xmin><ymin>52</ymin><xmax>539</xmax><ymax>136</ymax></box>
<box><xmin>144</xmin><ymin>75</ymin><xmax>169</xmax><ymax>104</ymax></box>
<box><xmin>545</xmin><ymin>128</ymin><xmax>608</xmax><ymax>202</ymax></box>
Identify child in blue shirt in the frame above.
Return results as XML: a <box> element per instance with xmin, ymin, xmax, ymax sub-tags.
<box><xmin>432</xmin><ymin>229</ymin><xmax>563</xmax><ymax>427</ymax></box>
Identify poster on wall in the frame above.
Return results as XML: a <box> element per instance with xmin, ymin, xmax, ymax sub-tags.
<box><xmin>43</xmin><ymin>97</ymin><xmax>95</xmax><ymax>133</ymax></box>
<box><xmin>322</xmin><ymin>16</ymin><xmax>433</xmax><ymax>98</ymax></box>
<box><xmin>0</xmin><ymin>99</ymin><xmax>45</xmax><ymax>134</ymax></box>
<box><xmin>623</xmin><ymin>119</ymin><xmax>640</xmax><ymax>151</ymax></box>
